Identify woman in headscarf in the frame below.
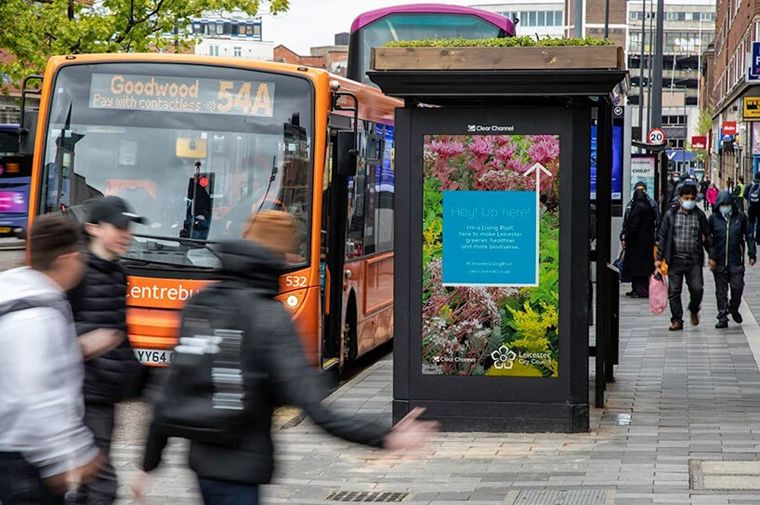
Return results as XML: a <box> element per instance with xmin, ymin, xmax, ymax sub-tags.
<box><xmin>622</xmin><ymin>184</ymin><xmax>657</xmax><ymax>297</ymax></box>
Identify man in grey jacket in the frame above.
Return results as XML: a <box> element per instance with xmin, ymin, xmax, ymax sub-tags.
<box><xmin>0</xmin><ymin>214</ymin><xmax>120</xmax><ymax>505</ymax></box>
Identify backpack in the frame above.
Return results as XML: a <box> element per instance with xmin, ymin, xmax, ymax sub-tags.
<box><xmin>749</xmin><ymin>184</ymin><xmax>760</xmax><ymax>205</ymax></box>
<box><xmin>150</xmin><ymin>285</ymin><xmax>263</xmax><ymax>443</ymax></box>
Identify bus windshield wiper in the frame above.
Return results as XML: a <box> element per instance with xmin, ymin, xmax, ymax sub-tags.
<box><xmin>131</xmin><ymin>232</ymin><xmax>222</xmax><ymax>261</ymax></box>
<box><xmin>122</xmin><ymin>256</ymin><xmax>216</xmax><ymax>270</ymax></box>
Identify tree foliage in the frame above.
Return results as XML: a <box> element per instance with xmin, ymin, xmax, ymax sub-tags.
<box><xmin>697</xmin><ymin>107</ymin><xmax>713</xmax><ymax>136</ymax></box>
<box><xmin>0</xmin><ymin>0</ymin><xmax>289</xmax><ymax>87</ymax></box>
<box><xmin>686</xmin><ymin>108</ymin><xmax>714</xmax><ymax>162</ymax></box>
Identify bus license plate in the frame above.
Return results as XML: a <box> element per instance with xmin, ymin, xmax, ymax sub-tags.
<box><xmin>134</xmin><ymin>348</ymin><xmax>174</xmax><ymax>365</ymax></box>
<box><xmin>0</xmin><ymin>227</ymin><xmax>10</xmax><ymax>233</ymax></box>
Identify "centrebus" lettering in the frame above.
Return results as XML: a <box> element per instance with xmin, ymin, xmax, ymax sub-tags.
<box><xmin>129</xmin><ymin>284</ymin><xmax>201</xmax><ymax>302</ymax></box>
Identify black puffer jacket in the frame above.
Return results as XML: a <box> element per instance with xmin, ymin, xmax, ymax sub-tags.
<box><xmin>141</xmin><ymin>240</ymin><xmax>389</xmax><ymax>484</ymax></box>
<box><xmin>68</xmin><ymin>252</ymin><xmax>141</xmax><ymax>404</ymax></box>
<box><xmin>708</xmin><ymin>191</ymin><xmax>757</xmax><ymax>267</ymax></box>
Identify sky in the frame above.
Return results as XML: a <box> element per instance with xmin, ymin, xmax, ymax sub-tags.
<box><xmin>261</xmin><ymin>0</ymin><xmax>480</xmax><ymax>53</ymax></box>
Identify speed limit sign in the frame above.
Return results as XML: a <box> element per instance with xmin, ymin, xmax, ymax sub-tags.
<box><xmin>647</xmin><ymin>128</ymin><xmax>666</xmax><ymax>145</ymax></box>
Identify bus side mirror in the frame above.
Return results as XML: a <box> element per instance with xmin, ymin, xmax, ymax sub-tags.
<box><xmin>18</xmin><ymin>110</ymin><xmax>38</xmax><ymax>156</ymax></box>
<box><xmin>335</xmin><ymin>130</ymin><xmax>357</xmax><ymax>177</ymax></box>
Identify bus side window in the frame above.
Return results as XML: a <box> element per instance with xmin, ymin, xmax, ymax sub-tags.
<box><xmin>362</xmin><ymin>131</ymin><xmax>382</xmax><ymax>256</ymax></box>
<box><xmin>346</xmin><ymin>172</ymin><xmax>365</xmax><ymax>258</ymax></box>
<box><xmin>375</xmin><ymin>129</ymin><xmax>394</xmax><ymax>253</ymax></box>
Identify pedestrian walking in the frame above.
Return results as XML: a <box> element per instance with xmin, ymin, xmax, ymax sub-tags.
<box><xmin>745</xmin><ymin>173</ymin><xmax>760</xmax><ymax>240</ymax></box>
<box><xmin>661</xmin><ymin>172</ymin><xmax>680</xmax><ymax>214</ymax></box>
<box><xmin>733</xmin><ymin>176</ymin><xmax>747</xmax><ymax>213</ymax></box>
<box><xmin>621</xmin><ymin>182</ymin><xmax>657</xmax><ymax>298</ymax></box>
<box><xmin>131</xmin><ymin>210</ymin><xmax>437</xmax><ymax>505</ymax></box>
<box><xmin>706</xmin><ymin>182</ymin><xmax>719</xmax><ymax>211</ymax></box>
<box><xmin>708</xmin><ymin>191</ymin><xmax>757</xmax><ymax>328</ymax></box>
<box><xmin>655</xmin><ymin>184</ymin><xmax>710</xmax><ymax>331</ymax></box>
<box><xmin>66</xmin><ymin>197</ymin><xmax>145</xmax><ymax>505</ymax></box>
<box><xmin>699</xmin><ymin>176</ymin><xmax>710</xmax><ymax>210</ymax></box>
<box><xmin>664</xmin><ymin>172</ymin><xmax>698</xmax><ymax>212</ymax></box>
<box><xmin>0</xmin><ymin>214</ymin><xmax>120</xmax><ymax>505</ymax></box>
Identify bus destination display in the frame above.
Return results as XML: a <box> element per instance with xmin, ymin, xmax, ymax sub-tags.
<box><xmin>89</xmin><ymin>73</ymin><xmax>275</xmax><ymax>117</ymax></box>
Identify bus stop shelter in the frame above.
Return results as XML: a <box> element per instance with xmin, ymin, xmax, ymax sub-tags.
<box><xmin>370</xmin><ymin>60</ymin><xmax>627</xmax><ymax>432</ymax></box>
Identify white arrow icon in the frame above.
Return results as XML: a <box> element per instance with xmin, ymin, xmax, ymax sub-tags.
<box><xmin>524</xmin><ymin>162</ymin><xmax>552</xmax><ymax>183</ymax></box>
<box><xmin>522</xmin><ymin>162</ymin><xmax>551</xmax><ymax>287</ymax></box>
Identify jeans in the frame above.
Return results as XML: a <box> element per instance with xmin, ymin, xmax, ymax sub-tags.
<box><xmin>713</xmin><ymin>264</ymin><xmax>745</xmax><ymax>321</ymax></box>
<box><xmin>0</xmin><ymin>452</ymin><xmax>64</xmax><ymax>505</ymax></box>
<box><xmin>198</xmin><ymin>478</ymin><xmax>260</xmax><ymax>505</ymax></box>
<box><xmin>66</xmin><ymin>404</ymin><xmax>116</xmax><ymax>505</ymax></box>
<box><xmin>667</xmin><ymin>261</ymin><xmax>703</xmax><ymax>323</ymax></box>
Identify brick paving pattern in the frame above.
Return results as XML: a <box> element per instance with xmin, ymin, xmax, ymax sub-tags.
<box><xmin>101</xmin><ymin>264</ymin><xmax>760</xmax><ymax>503</ymax></box>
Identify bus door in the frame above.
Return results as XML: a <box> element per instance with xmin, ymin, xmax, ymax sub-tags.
<box><xmin>322</xmin><ymin>115</ymin><xmax>354</xmax><ymax>364</ymax></box>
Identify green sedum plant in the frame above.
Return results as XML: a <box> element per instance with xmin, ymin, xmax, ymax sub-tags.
<box><xmin>386</xmin><ymin>36</ymin><xmax>615</xmax><ymax>48</ymax></box>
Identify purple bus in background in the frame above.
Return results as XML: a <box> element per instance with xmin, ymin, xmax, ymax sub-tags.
<box><xmin>0</xmin><ymin>124</ymin><xmax>31</xmax><ymax>237</ymax></box>
<box><xmin>348</xmin><ymin>4</ymin><xmax>515</xmax><ymax>84</ymax></box>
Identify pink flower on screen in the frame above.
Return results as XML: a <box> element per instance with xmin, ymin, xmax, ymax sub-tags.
<box><xmin>528</xmin><ymin>136</ymin><xmax>560</xmax><ymax>165</ymax></box>
<box><xmin>428</xmin><ymin>140</ymin><xmax>465</xmax><ymax>158</ymax></box>
<box><xmin>468</xmin><ymin>136</ymin><xmax>494</xmax><ymax>158</ymax></box>
<box><xmin>494</xmin><ymin>143</ymin><xmax>517</xmax><ymax>164</ymax></box>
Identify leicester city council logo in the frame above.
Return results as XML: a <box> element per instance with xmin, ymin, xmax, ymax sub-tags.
<box><xmin>491</xmin><ymin>345</ymin><xmax>517</xmax><ymax>370</ymax></box>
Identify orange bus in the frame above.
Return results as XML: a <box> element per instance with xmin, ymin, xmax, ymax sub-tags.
<box><xmin>25</xmin><ymin>54</ymin><xmax>399</xmax><ymax>371</ymax></box>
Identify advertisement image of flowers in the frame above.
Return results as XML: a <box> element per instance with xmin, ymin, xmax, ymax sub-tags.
<box><xmin>422</xmin><ymin>134</ymin><xmax>560</xmax><ymax>377</ymax></box>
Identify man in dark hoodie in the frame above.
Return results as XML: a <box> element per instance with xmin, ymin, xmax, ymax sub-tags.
<box><xmin>132</xmin><ymin>211</ymin><xmax>436</xmax><ymax>505</ymax></box>
<box><xmin>708</xmin><ymin>191</ymin><xmax>757</xmax><ymax>328</ymax></box>
<box><xmin>67</xmin><ymin>196</ymin><xmax>145</xmax><ymax>505</ymax></box>
<box><xmin>656</xmin><ymin>183</ymin><xmax>710</xmax><ymax>331</ymax></box>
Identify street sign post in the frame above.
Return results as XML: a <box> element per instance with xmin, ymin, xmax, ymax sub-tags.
<box><xmin>647</xmin><ymin>127</ymin><xmax>666</xmax><ymax>145</ymax></box>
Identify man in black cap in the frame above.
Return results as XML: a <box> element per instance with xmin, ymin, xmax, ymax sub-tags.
<box><xmin>66</xmin><ymin>196</ymin><xmax>146</xmax><ymax>505</ymax></box>
<box><xmin>656</xmin><ymin>183</ymin><xmax>710</xmax><ymax>331</ymax></box>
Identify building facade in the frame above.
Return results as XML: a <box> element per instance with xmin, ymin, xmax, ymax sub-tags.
<box><xmin>707</xmin><ymin>0</ymin><xmax>760</xmax><ymax>185</ymax></box>
<box><xmin>626</xmin><ymin>0</ymin><xmax>715</xmax><ymax>174</ymax></box>
<box><xmin>191</xmin><ymin>12</ymin><xmax>274</xmax><ymax>61</ymax></box>
<box><xmin>472</xmin><ymin>2</ymin><xmax>565</xmax><ymax>38</ymax></box>
<box><xmin>563</xmin><ymin>0</ymin><xmax>628</xmax><ymax>48</ymax></box>
<box><xmin>274</xmin><ymin>34</ymin><xmax>349</xmax><ymax>76</ymax></box>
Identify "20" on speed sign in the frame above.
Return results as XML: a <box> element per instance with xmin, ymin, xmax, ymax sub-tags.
<box><xmin>647</xmin><ymin>128</ymin><xmax>666</xmax><ymax>145</ymax></box>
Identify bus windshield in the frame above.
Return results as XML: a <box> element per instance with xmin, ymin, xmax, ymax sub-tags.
<box><xmin>40</xmin><ymin>63</ymin><xmax>313</xmax><ymax>269</ymax></box>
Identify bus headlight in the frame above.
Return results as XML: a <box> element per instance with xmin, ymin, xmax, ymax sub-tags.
<box><xmin>276</xmin><ymin>288</ymin><xmax>307</xmax><ymax>315</ymax></box>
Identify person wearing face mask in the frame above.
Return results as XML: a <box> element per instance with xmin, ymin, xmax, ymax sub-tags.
<box><xmin>707</xmin><ymin>191</ymin><xmax>757</xmax><ymax>328</ymax></box>
<box><xmin>655</xmin><ymin>184</ymin><xmax>711</xmax><ymax>331</ymax></box>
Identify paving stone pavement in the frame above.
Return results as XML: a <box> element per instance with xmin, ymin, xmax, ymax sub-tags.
<box><xmin>111</xmin><ymin>265</ymin><xmax>760</xmax><ymax>504</ymax></box>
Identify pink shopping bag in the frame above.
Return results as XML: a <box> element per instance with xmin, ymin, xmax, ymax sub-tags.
<box><xmin>649</xmin><ymin>272</ymin><xmax>668</xmax><ymax>315</ymax></box>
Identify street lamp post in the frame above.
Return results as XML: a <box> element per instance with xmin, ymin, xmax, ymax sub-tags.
<box><xmin>651</xmin><ymin>0</ymin><xmax>665</xmax><ymax>129</ymax></box>
<box><xmin>638</xmin><ymin>0</ymin><xmax>647</xmax><ymax>146</ymax></box>
<box><xmin>669</xmin><ymin>85</ymin><xmax>689</xmax><ymax>173</ymax></box>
